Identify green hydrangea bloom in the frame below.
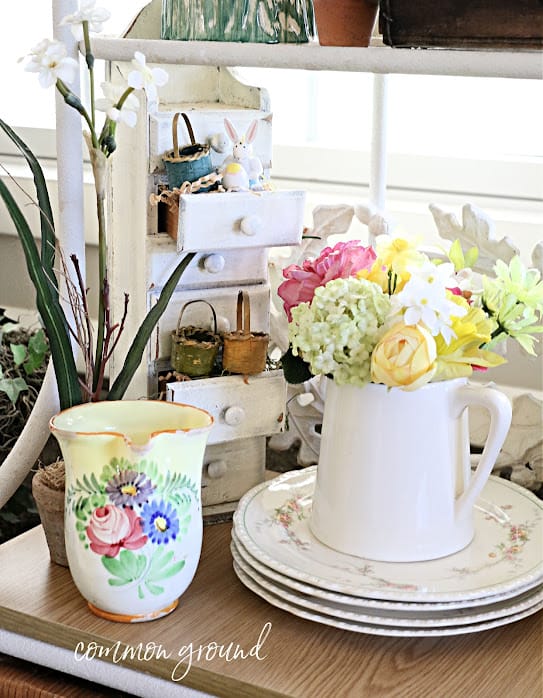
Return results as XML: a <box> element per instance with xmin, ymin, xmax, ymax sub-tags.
<box><xmin>289</xmin><ymin>277</ymin><xmax>390</xmax><ymax>387</ymax></box>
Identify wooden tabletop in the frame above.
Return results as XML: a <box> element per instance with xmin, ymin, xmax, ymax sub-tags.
<box><xmin>0</xmin><ymin>524</ymin><xmax>541</xmax><ymax>698</ymax></box>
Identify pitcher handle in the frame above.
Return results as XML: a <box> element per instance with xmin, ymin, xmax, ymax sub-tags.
<box><xmin>453</xmin><ymin>383</ymin><xmax>512</xmax><ymax>520</ymax></box>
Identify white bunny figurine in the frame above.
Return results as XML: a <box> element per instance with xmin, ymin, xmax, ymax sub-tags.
<box><xmin>221</xmin><ymin>118</ymin><xmax>263</xmax><ymax>191</ymax></box>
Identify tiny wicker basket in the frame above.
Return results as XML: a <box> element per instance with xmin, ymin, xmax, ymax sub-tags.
<box><xmin>163</xmin><ymin>112</ymin><xmax>213</xmax><ymax>189</ymax></box>
<box><xmin>222</xmin><ymin>291</ymin><xmax>269</xmax><ymax>375</ymax></box>
<box><xmin>171</xmin><ymin>300</ymin><xmax>221</xmax><ymax>377</ymax></box>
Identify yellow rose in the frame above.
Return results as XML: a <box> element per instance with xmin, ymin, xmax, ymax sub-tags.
<box><xmin>371</xmin><ymin>322</ymin><xmax>437</xmax><ymax>390</ymax></box>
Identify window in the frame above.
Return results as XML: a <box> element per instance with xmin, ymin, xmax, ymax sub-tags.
<box><xmin>1</xmin><ymin>2</ymin><xmax>541</xmax><ymax>253</ymax></box>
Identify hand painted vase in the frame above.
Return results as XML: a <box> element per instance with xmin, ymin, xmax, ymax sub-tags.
<box><xmin>310</xmin><ymin>378</ymin><xmax>512</xmax><ymax>562</ymax></box>
<box><xmin>50</xmin><ymin>400</ymin><xmax>213</xmax><ymax>622</ymax></box>
<box><xmin>161</xmin><ymin>0</ymin><xmax>316</xmax><ymax>44</ymax></box>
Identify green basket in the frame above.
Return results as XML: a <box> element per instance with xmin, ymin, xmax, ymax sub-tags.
<box><xmin>163</xmin><ymin>112</ymin><xmax>213</xmax><ymax>190</ymax></box>
<box><xmin>170</xmin><ymin>300</ymin><xmax>221</xmax><ymax>378</ymax></box>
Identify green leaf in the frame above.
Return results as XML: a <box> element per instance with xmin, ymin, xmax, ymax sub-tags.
<box><xmin>118</xmin><ymin>549</ymin><xmax>146</xmax><ymax>580</ymax></box>
<box><xmin>102</xmin><ymin>555</ymin><xmax>130</xmax><ymax>581</ymax></box>
<box><xmin>24</xmin><ymin>329</ymin><xmax>48</xmax><ymax>375</ymax></box>
<box><xmin>0</xmin><ymin>178</ymin><xmax>81</xmax><ymax>408</ymax></box>
<box><xmin>144</xmin><ymin>581</ymin><xmax>165</xmax><ymax>596</ymax></box>
<box><xmin>148</xmin><ymin>559</ymin><xmax>185</xmax><ymax>582</ymax></box>
<box><xmin>0</xmin><ymin>118</ymin><xmax>56</xmax><ymax>289</ymax></box>
<box><xmin>148</xmin><ymin>548</ymin><xmax>173</xmax><ymax>576</ymax></box>
<box><xmin>281</xmin><ymin>347</ymin><xmax>313</xmax><ymax>384</ymax></box>
<box><xmin>464</xmin><ymin>246</ymin><xmax>479</xmax><ymax>269</ymax></box>
<box><xmin>10</xmin><ymin>343</ymin><xmax>27</xmax><ymax>366</ymax></box>
<box><xmin>107</xmin><ymin>252</ymin><xmax>196</xmax><ymax>400</ymax></box>
<box><xmin>108</xmin><ymin>578</ymin><xmax>130</xmax><ymax>587</ymax></box>
<box><xmin>0</xmin><ymin>377</ymin><xmax>28</xmax><ymax>404</ymax></box>
<box><xmin>448</xmin><ymin>239</ymin><xmax>465</xmax><ymax>271</ymax></box>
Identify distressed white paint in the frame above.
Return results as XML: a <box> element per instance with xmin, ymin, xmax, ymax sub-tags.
<box><xmin>146</xmin><ymin>240</ymin><xmax>268</xmax><ymax>290</ymax></box>
<box><xmin>202</xmin><ymin>436</ymin><xmax>266</xmax><ymax>507</ymax></box>
<box><xmin>176</xmin><ymin>190</ymin><xmax>305</xmax><ymax>253</ymax></box>
<box><xmin>90</xmin><ymin>37</ymin><xmax>543</xmax><ymax>80</ymax></box>
<box><xmin>167</xmin><ymin>371</ymin><xmax>286</xmax><ymax>446</ymax></box>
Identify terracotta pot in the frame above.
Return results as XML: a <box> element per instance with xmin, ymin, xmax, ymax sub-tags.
<box><xmin>32</xmin><ymin>462</ymin><xmax>68</xmax><ymax>567</ymax></box>
<box><xmin>313</xmin><ymin>0</ymin><xmax>378</xmax><ymax>47</ymax></box>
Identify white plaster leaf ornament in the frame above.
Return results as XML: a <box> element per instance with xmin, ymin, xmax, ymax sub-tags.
<box><xmin>531</xmin><ymin>242</ymin><xmax>543</xmax><ymax>276</ymax></box>
<box><xmin>429</xmin><ymin>203</ymin><xmax>519</xmax><ymax>274</ymax></box>
<box><xmin>355</xmin><ymin>204</ymin><xmax>391</xmax><ymax>240</ymax></box>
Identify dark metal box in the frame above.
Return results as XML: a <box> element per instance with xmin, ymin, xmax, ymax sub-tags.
<box><xmin>379</xmin><ymin>0</ymin><xmax>543</xmax><ymax>49</ymax></box>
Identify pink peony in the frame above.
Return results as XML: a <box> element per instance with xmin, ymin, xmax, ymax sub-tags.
<box><xmin>86</xmin><ymin>504</ymin><xmax>147</xmax><ymax>557</ymax></box>
<box><xmin>278</xmin><ymin>241</ymin><xmax>376</xmax><ymax>320</ymax></box>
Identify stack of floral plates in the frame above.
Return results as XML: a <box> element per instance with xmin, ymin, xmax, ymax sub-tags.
<box><xmin>231</xmin><ymin>467</ymin><xmax>543</xmax><ymax>636</ymax></box>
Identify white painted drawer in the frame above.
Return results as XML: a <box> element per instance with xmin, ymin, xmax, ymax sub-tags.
<box><xmin>150</xmin><ymin>283</ymin><xmax>270</xmax><ymax>362</ymax></box>
<box><xmin>176</xmin><ymin>190</ymin><xmax>305</xmax><ymax>252</ymax></box>
<box><xmin>146</xmin><ymin>237</ymin><xmax>268</xmax><ymax>289</ymax></box>
<box><xmin>202</xmin><ymin>437</ymin><xmax>266</xmax><ymax>507</ymax></box>
<box><xmin>166</xmin><ymin>370</ymin><xmax>286</xmax><ymax>445</ymax></box>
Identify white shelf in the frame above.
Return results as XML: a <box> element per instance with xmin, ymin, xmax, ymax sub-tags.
<box><xmin>91</xmin><ymin>37</ymin><xmax>542</xmax><ymax>80</ymax></box>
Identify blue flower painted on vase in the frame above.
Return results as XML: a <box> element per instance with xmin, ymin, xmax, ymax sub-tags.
<box><xmin>106</xmin><ymin>470</ymin><xmax>155</xmax><ymax>508</ymax></box>
<box><xmin>141</xmin><ymin>499</ymin><xmax>180</xmax><ymax>544</ymax></box>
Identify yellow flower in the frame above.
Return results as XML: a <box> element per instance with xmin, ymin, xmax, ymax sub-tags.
<box><xmin>357</xmin><ymin>260</ymin><xmax>412</xmax><ymax>294</ymax></box>
<box><xmin>371</xmin><ymin>322</ymin><xmax>437</xmax><ymax>391</ymax></box>
<box><xmin>358</xmin><ymin>236</ymin><xmax>426</xmax><ymax>294</ymax></box>
<box><xmin>433</xmin><ymin>295</ymin><xmax>506</xmax><ymax>381</ymax></box>
<box><xmin>375</xmin><ymin>235</ymin><xmax>427</xmax><ymax>275</ymax></box>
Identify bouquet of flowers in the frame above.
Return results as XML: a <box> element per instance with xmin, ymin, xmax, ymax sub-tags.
<box><xmin>278</xmin><ymin>236</ymin><xmax>543</xmax><ymax>391</ymax></box>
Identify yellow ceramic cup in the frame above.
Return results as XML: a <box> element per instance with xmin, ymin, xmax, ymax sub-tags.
<box><xmin>50</xmin><ymin>400</ymin><xmax>213</xmax><ymax>622</ymax></box>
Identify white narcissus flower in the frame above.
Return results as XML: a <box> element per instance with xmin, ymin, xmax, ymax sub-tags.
<box><xmin>394</xmin><ymin>261</ymin><xmax>467</xmax><ymax>342</ymax></box>
<box><xmin>60</xmin><ymin>1</ymin><xmax>111</xmax><ymax>41</ymax></box>
<box><xmin>95</xmin><ymin>82</ymin><xmax>139</xmax><ymax>127</ymax></box>
<box><xmin>127</xmin><ymin>52</ymin><xmax>169</xmax><ymax>103</ymax></box>
<box><xmin>23</xmin><ymin>39</ymin><xmax>79</xmax><ymax>88</ymax></box>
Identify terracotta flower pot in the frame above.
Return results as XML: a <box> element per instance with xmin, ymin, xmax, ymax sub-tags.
<box><xmin>313</xmin><ymin>0</ymin><xmax>378</xmax><ymax>47</ymax></box>
<box><xmin>32</xmin><ymin>460</ymin><xmax>68</xmax><ymax>567</ymax></box>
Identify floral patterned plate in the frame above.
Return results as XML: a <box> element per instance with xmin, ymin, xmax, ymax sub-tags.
<box><xmin>233</xmin><ymin>561</ymin><xmax>543</xmax><ymax>637</ymax></box>
<box><xmin>233</xmin><ymin>467</ymin><xmax>543</xmax><ymax>602</ymax></box>
<box><xmin>231</xmin><ymin>540</ymin><xmax>543</xmax><ymax>627</ymax></box>
<box><xmin>231</xmin><ymin>530</ymin><xmax>543</xmax><ymax>612</ymax></box>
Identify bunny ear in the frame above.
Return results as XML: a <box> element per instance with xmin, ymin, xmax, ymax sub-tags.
<box><xmin>245</xmin><ymin>119</ymin><xmax>259</xmax><ymax>144</ymax></box>
<box><xmin>224</xmin><ymin>118</ymin><xmax>239</xmax><ymax>143</ymax></box>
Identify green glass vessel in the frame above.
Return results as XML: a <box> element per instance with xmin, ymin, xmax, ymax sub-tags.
<box><xmin>161</xmin><ymin>0</ymin><xmax>316</xmax><ymax>43</ymax></box>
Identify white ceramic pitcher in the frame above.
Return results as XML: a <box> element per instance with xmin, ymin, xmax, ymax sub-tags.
<box><xmin>310</xmin><ymin>378</ymin><xmax>512</xmax><ymax>562</ymax></box>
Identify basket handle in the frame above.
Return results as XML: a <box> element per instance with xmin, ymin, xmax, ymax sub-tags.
<box><xmin>176</xmin><ymin>300</ymin><xmax>217</xmax><ymax>335</ymax></box>
<box><xmin>172</xmin><ymin>112</ymin><xmax>197</xmax><ymax>158</ymax></box>
<box><xmin>235</xmin><ymin>290</ymin><xmax>251</xmax><ymax>335</ymax></box>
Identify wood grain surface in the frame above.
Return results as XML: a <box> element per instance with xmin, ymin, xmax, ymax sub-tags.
<box><xmin>0</xmin><ymin>525</ymin><xmax>541</xmax><ymax>698</ymax></box>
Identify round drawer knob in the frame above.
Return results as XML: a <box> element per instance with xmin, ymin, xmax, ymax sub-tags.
<box><xmin>224</xmin><ymin>405</ymin><xmax>245</xmax><ymax>426</ymax></box>
<box><xmin>206</xmin><ymin>460</ymin><xmax>227</xmax><ymax>479</ymax></box>
<box><xmin>203</xmin><ymin>254</ymin><xmax>225</xmax><ymax>274</ymax></box>
<box><xmin>240</xmin><ymin>215</ymin><xmax>263</xmax><ymax>237</ymax></box>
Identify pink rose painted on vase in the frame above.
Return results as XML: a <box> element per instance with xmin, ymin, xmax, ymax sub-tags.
<box><xmin>87</xmin><ymin>504</ymin><xmax>147</xmax><ymax>557</ymax></box>
<box><xmin>278</xmin><ymin>240</ymin><xmax>376</xmax><ymax>320</ymax></box>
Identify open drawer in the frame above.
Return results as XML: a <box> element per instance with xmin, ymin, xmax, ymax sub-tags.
<box><xmin>174</xmin><ymin>190</ymin><xmax>305</xmax><ymax>252</ymax></box>
<box><xmin>166</xmin><ymin>370</ymin><xmax>286</xmax><ymax>446</ymax></box>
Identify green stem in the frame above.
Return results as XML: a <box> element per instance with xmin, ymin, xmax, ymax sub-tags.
<box><xmin>92</xmin><ymin>189</ymin><xmax>107</xmax><ymax>391</ymax></box>
<box><xmin>56</xmin><ymin>79</ymin><xmax>98</xmax><ymax>149</ymax></box>
<box><xmin>82</xmin><ymin>21</ymin><xmax>96</xmax><ymax>131</ymax></box>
